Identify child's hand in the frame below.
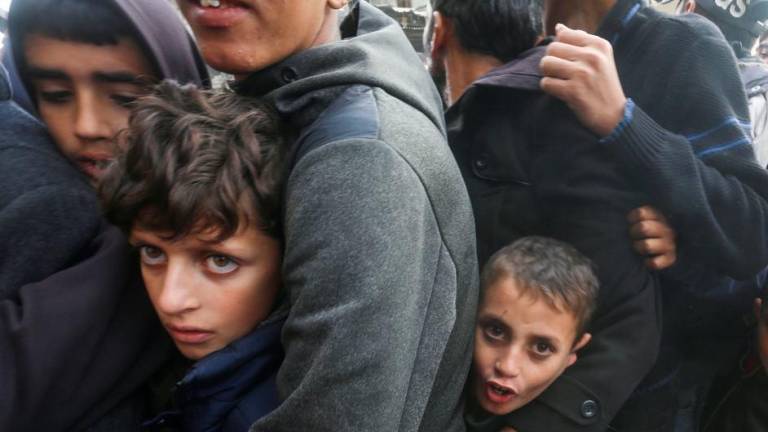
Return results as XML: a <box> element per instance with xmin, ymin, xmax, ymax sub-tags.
<box><xmin>627</xmin><ymin>206</ymin><xmax>677</xmax><ymax>270</ymax></box>
<box><xmin>540</xmin><ymin>23</ymin><xmax>628</xmax><ymax>137</ymax></box>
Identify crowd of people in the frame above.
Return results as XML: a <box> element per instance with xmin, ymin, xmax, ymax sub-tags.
<box><xmin>2</xmin><ymin>0</ymin><xmax>768</xmax><ymax>431</ymax></box>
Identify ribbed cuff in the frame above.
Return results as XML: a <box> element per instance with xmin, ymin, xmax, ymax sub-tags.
<box><xmin>598</xmin><ymin>100</ymin><xmax>678</xmax><ymax>173</ymax></box>
<box><xmin>600</xmin><ymin>98</ymin><xmax>635</xmax><ymax>144</ymax></box>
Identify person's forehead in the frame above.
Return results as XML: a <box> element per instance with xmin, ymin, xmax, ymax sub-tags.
<box><xmin>23</xmin><ymin>33</ymin><xmax>154</xmax><ymax>79</ymax></box>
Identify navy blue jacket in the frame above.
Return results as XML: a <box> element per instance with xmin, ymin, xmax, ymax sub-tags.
<box><xmin>146</xmin><ymin>317</ymin><xmax>284</xmax><ymax>432</ymax></box>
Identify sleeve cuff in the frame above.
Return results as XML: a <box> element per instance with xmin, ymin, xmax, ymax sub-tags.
<box><xmin>600</xmin><ymin>98</ymin><xmax>636</xmax><ymax>144</ymax></box>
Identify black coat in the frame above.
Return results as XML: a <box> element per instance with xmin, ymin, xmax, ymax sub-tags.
<box><xmin>0</xmin><ymin>67</ymin><xmax>171</xmax><ymax>431</ymax></box>
<box><xmin>450</xmin><ymin>46</ymin><xmax>660</xmax><ymax>432</ymax></box>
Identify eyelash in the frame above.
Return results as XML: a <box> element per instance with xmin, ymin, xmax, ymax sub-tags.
<box><xmin>37</xmin><ymin>91</ymin><xmax>138</xmax><ymax>108</ymax></box>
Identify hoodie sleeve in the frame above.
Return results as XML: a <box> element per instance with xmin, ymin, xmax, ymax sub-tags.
<box><xmin>250</xmin><ymin>138</ymin><xmax>453</xmax><ymax>431</ymax></box>
<box><xmin>0</xmin><ymin>221</ymin><xmax>171</xmax><ymax>431</ymax></box>
<box><xmin>601</xmin><ymin>24</ymin><xmax>768</xmax><ymax>280</ymax></box>
<box><xmin>0</xmin><ymin>183</ymin><xmax>100</xmax><ymax>294</ymax></box>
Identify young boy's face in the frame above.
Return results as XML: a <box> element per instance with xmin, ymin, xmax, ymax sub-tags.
<box><xmin>473</xmin><ymin>276</ymin><xmax>590</xmax><ymax>415</ymax></box>
<box><xmin>23</xmin><ymin>34</ymin><xmax>155</xmax><ymax>184</ymax></box>
<box><xmin>130</xmin><ymin>223</ymin><xmax>281</xmax><ymax>360</ymax></box>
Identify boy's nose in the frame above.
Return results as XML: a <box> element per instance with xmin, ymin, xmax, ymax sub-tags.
<box><xmin>495</xmin><ymin>352</ymin><xmax>522</xmax><ymax>378</ymax></box>
<box><xmin>156</xmin><ymin>262</ymin><xmax>201</xmax><ymax>316</ymax></box>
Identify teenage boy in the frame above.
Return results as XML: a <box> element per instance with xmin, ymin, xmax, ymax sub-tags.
<box><xmin>176</xmin><ymin>1</ymin><xmax>478</xmax><ymax>430</ymax></box>
<box><xmin>467</xmin><ymin>237</ymin><xmax>598</xmax><ymax>432</ymax></box>
<box><xmin>0</xmin><ymin>0</ymin><xmax>208</xmax><ymax>430</ymax></box>
<box><xmin>536</xmin><ymin>0</ymin><xmax>768</xmax><ymax>430</ymax></box>
<box><xmin>101</xmin><ymin>81</ymin><xmax>286</xmax><ymax>431</ymax></box>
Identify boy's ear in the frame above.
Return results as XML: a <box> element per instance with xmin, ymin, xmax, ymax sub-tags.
<box><xmin>755</xmin><ymin>298</ymin><xmax>763</xmax><ymax>322</ymax></box>
<box><xmin>567</xmin><ymin>333</ymin><xmax>592</xmax><ymax>367</ymax></box>
<box><xmin>431</xmin><ymin>11</ymin><xmax>450</xmax><ymax>59</ymax></box>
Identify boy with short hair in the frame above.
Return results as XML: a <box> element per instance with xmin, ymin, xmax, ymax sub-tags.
<box><xmin>101</xmin><ymin>80</ymin><xmax>287</xmax><ymax>431</ymax></box>
<box><xmin>467</xmin><ymin>237</ymin><xmax>598</xmax><ymax>431</ymax></box>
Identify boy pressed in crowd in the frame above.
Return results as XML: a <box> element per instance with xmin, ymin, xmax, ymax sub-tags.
<box><xmin>430</xmin><ymin>0</ymin><xmax>670</xmax><ymax>430</ymax></box>
<box><xmin>0</xmin><ymin>0</ymin><xmax>207</xmax><ymax>430</ymax></box>
<box><xmin>101</xmin><ymin>81</ymin><xmax>287</xmax><ymax>431</ymax></box>
<box><xmin>176</xmin><ymin>1</ymin><xmax>478</xmax><ymax>430</ymax></box>
<box><xmin>468</xmin><ymin>237</ymin><xmax>598</xmax><ymax>431</ymax></box>
<box><xmin>538</xmin><ymin>0</ymin><xmax>768</xmax><ymax>429</ymax></box>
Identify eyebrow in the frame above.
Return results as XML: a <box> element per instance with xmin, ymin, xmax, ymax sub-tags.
<box><xmin>93</xmin><ymin>71</ymin><xmax>146</xmax><ymax>85</ymax></box>
<box><xmin>26</xmin><ymin>67</ymin><xmax>145</xmax><ymax>85</ymax></box>
<box><xmin>26</xmin><ymin>67</ymin><xmax>68</xmax><ymax>81</ymax></box>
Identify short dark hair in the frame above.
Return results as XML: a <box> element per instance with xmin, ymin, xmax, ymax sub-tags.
<box><xmin>100</xmin><ymin>80</ymin><xmax>288</xmax><ymax>241</ymax></box>
<box><xmin>434</xmin><ymin>0</ymin><xmax>542</xmax><ymax>63</ymax></box>
<box><xmin>10</xmin><ymin>0</ymin><xmax>137</xmax><ymax>46</ymax></box>
<box><xmin>481</xmin><ymin>237</ymin><xmax>599</xmax><ymax>337</ymax></box>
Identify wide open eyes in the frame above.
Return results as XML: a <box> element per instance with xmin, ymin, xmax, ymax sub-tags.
<box><xmin>205</xmin><ymin>255</ymin><xmax>240</xmax><ymax>275</ymax></box>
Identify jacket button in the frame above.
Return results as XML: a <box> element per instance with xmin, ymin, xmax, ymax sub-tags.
<box><xmin>281</xmin><ymin>67</ymin><xmax>299</xmax><ymax>83</ymax></box>
<box><xmin>474</xmin><ymin>158</ymin><xmax>488</xmax><ymax>170</ymax></box>
<box><xmin>581</xmin><ymin>400</ymin><xmax>598</xmax><ymax>419</ymax></box>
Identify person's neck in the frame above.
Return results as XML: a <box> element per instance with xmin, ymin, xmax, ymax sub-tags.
<box><xmin>545</xmin><ymin>0</ymin><xmax>616</xmax><ymax>35</ymax></box>
<box><xmin>445</xmin><ymin>49</ymin><xmax>502</xmax><ymax>106</ymax></box>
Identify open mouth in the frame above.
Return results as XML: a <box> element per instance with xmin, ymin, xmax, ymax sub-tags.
<box><xmin>76</xmin><ymin>156</ymin><xmax>113</xmax><ymax>180</ymax></box>
<box><xmin>483</xmin><ymin>380</ymin><xmax>518</xmax><ymax>405</ymax></box>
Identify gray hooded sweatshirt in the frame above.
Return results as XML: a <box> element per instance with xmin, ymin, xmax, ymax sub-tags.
<box><xmin>234</xmin><ymin>2</ymin><xmax>478</xmax><ymax>431</ymax></box>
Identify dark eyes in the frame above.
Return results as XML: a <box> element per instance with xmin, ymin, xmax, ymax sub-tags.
<box><xmin>533</xmin><ymin>341</ymin><xmax>554</xmax><ymax>356</ymax></box>
<box><xmin>483</xmin><ymin>323</ymin><xmax>507</xmax><ymax>342</ymax></box>
<box><xmin>139</xmin><ymin>245</ymin><xmax>167</xmax><ymax>266</ymax></box>
<box><xmin>39</xmin><ymin>90</ymin><xmax>72</xmax><ymax>104</ymax></box>
<box><xmin>205</xmin><ymin>255</ymin><xmax>239</xmax><ymax>275</ymax></box>
<box><xmin>111</xmin><ymin>94</ymin><xmax>138</xmax><ymax>108</ymax></box>
<box><xmin>37</xmin><ymin>91</ymin><xmax>138</xmax><ymax>108</ymax></box>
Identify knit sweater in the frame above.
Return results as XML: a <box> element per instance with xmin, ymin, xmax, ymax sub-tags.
<box><xmin>597</xmin><ymin>0</ymin><xmax>768</xmax><ymax>280</ymax></box>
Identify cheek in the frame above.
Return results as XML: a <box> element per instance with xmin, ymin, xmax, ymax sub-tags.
<box><xmin>214</xmin><ymin>267</ymin><xmax>280</xmax><ymax>334</ymax></box>
<box><xmin>38</xmin><ymin>106</ymin><xmax>74</xmax><ymax>149</ymax></box>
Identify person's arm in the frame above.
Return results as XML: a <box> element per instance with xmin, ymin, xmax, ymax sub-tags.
<box><xmin>541</xmin><ymin>24</ymin><xmax>768</xmax><ymax>280</ymax></box>
<box><xmin>0</xmin><ymin>184</ymin><xmax>100</xmax><ymax>294</ymax></box>
<box><xmin>251</xmin><ymin>139</ymin><xmax>456</xmax><ymax>431</ymax></box>
<box><xmin>0</xmin><ymin>222</ymin><xmax>170</xmax><ymax>431</ymax></box>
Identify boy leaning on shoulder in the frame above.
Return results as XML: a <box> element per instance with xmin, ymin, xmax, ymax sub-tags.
<box><xmin>100</xmin><ymin>81</ymin><xmax>288</xmax><ymax>432</ymax></box>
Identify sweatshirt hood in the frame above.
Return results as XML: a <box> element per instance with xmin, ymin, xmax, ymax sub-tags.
<box><xmin>5</xmin><ymin>0</ymin><xmax>209</xmax><ymax>118</ymax></box>
<box><xmin>234</xmin><ymin>1</ymin><xmax>444</xmax><ymax>133</ymax></box>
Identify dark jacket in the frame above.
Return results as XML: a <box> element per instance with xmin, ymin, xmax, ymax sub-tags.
<box><xmin>145</xmin><ymin>317</ymin><xmax>284</xmax><ymax>432</ymax></box>
<box><xmin>234</xmin><ymin>3</ymin><xmax>478</xmax><ymax>431</ymax></box>
<box><xmin>462</xmin><ymin>1</ymin><xmax>768</xmax><ymax>430</ymax></box>
<box><xmin>0</xmin><ymin>1</ymin><xmax>209</xmax><ymax>430</ymax></box>
<box><xmin>0</xmin><ymin>71</ymin><xmax>170</xmax><ymax>430</ymax></box>
<box><xmin>451</xmin><ymin>46</ymin><xmax>660</xmax><ymax>432</ymax></box>
<box><xmin>702</xmin><ymin>350</ymin><xmax>768</xmax><ymax>432</ymax></box>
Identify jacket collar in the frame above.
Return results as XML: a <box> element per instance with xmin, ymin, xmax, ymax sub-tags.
<box><xmin>596</xmin><ymin>0</ymin><xmax>647</xmax><ymax>44</ymax></box>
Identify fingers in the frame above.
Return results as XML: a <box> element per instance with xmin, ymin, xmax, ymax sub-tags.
<box><xmin>554</xmin><ymin>23</ymin><xmax>613</xmax><ymax>53</ymax></box>
<box><xmin>632</xmin><ymin>237</ymin><xmax>672</xmax><ymax>256</ymax></box>
<box><xmin>627</xmin><ymin>205</ymin><xmax>668</xmax><ymax>225</ymax></box>
<box><xmin>629</xmin><ymin>220</ymin><xmax>675</xmax><ymax>241</ymax></box>
<box><xmin>645</xmin><ymin>252</ymin><xmax>677</xmax><ymax>271</ymax></box>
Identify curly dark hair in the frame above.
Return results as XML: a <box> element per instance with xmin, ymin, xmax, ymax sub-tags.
<box><xmin>481</xmin><ymin>236</ymin><xmax>600</xmax><ymax>338</ymax></box>
<box><xmin>100</xmin><ymin>80</ymin><xmax>287</xmax><ymax>241</ymax></box>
